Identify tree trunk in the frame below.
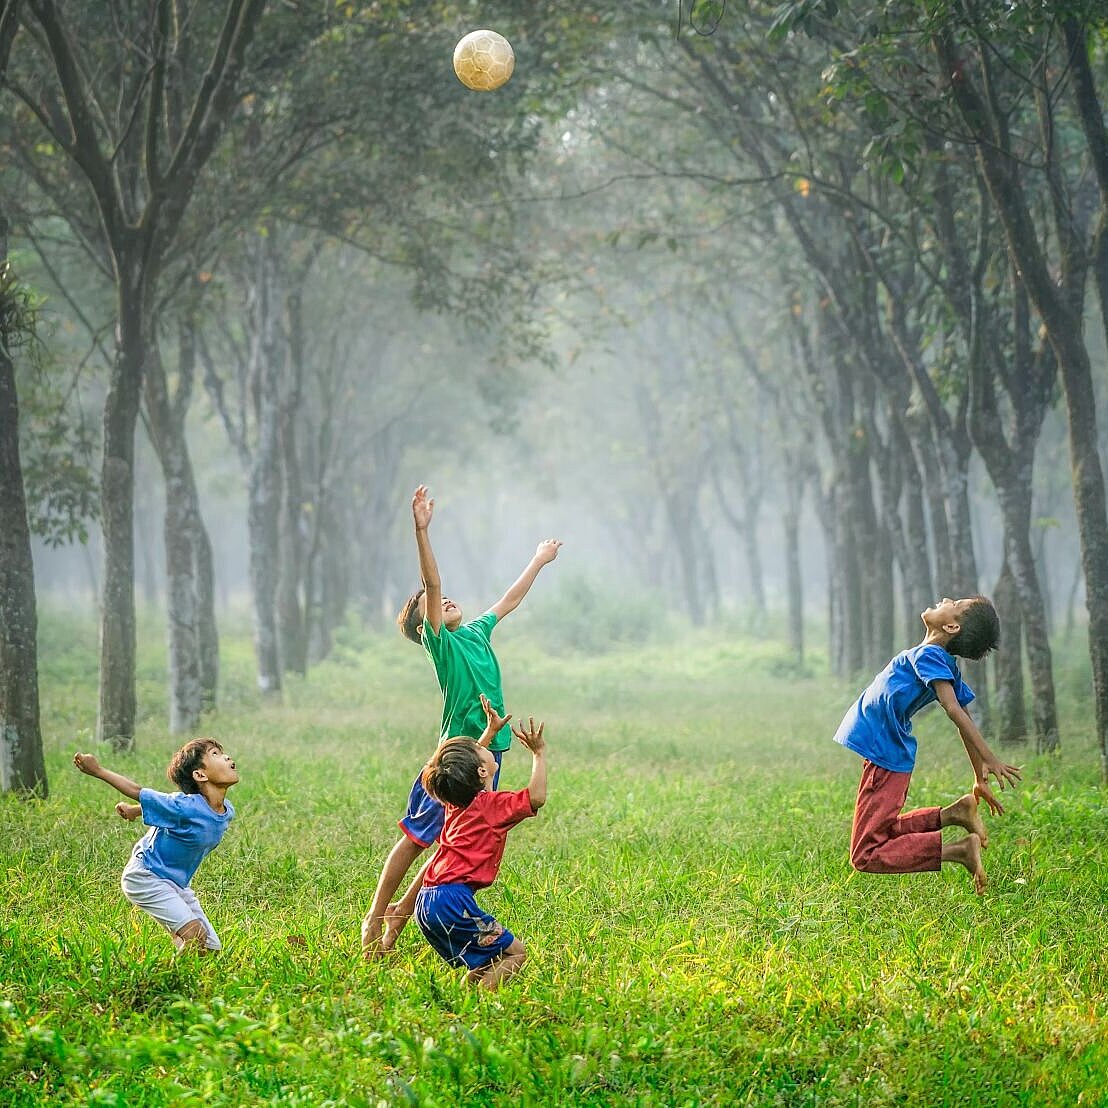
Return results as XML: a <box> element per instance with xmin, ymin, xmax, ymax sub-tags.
<box><xmin>992</xmin><ymin>558</ymin><xmax>1026</xmax><ymax>748</ymax></box>
<box><xmin>276</xmin><ymin>279</ymin><xmax>306</xmax><ymax>676</ymax></box>
<box><xmin>783</xmin><ymin>490</ymin><xmax>804</xmax><ymax>666</ymax></box>
<box><xmin>938</xmin><ymin>28</ymin><xmax>1108</xmax><ymax>780</ymax></box>
<box><xmin>97</xmin><ymin>266</ymin><xmax>145</xmax><ymax>751</ymax></box>
<box><xmin>276</xmin><ymin>401</ymin><xmax>306</xmax><ymax>676</ymax></box>
<box><xmin>0</xmin><ymin>210</ymin><xmax>47</xmax><ymax>797</ymax></box>
<box><xmin>997</xmin><ymin>483</ymin><xmax>1058</xmax><ymax>752</ymax></box>
<box><xmin>143</xmin><ymin>340</ymin><xmax>215</xmax><ymax>733</ymax></box>
<box><xmin>195</xmin><ymin>520</ymin><xmax>218</xmax><ymax>714</ymax></box>
<box><xmin>249</xmin><ymin>405</ymin><xmax>282</xmax><ymax>694</ymax></box>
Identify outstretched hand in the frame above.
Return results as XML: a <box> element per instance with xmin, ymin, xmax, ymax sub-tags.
<box><xmin>115</xmin><ymin>801</ymin><xmax>140</xmax><ymax>821</ymax></box>
<box><xmin>73</xmin><ymin>752</ymin><xmax>101</xmax><ymax>776</ymax></box>
<box><xmin>512</xmin><ymin>718</ymin><xmax>546</xmax><ymax>755</ymax></box>
<box><xmin>412</xmin><ymin>485</ymin><xmax>434</xmax><ymax>530</ymax></box>
<box><xmin>480</xmin><ymin>693</ymin><xmax>512</xmax><ymax>735</ymax></box>
<box><xmin>534</xmin><ymin>539</ymin><xmax>563</xmax><ymax>565</ymax></box>
<box><xmin>981</xmin><ymin>757</ymin><xmax>1022</xmax><ymax>793</ymax></box>
<box><xmin>973</xmin><ymin>780</ymin><xmax>1005</xmax><ymax>817</ymax></box>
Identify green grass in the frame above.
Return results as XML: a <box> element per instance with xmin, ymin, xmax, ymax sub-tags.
<box><xmin>2</xmin><ymin>610</ymin><xmax>1107</xmax><ymax>1105</ymax></box>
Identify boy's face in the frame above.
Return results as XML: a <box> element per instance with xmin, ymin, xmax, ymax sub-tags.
<box><xmin>195</xmin><ymin>747</ymin><xmax>239</xmax><ymax>789</ymax></box>
<box><xmin>921</xmin><ymin>597</ymin><xmax>974</xmax><ymax>635</ymax></box>
<box><xmin>418</xmin><ymin>593</ymin><xmax>463</xmax><ymax>630</ymax></box>
<box><xmin>475</xmin><ymin>745</ymin><xmax>498</xmax><ymax>792</ymax></box>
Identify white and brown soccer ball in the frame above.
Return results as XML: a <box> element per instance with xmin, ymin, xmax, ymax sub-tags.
<box><xmin>453</xmin><ymin>29</ymin><xmax>515</xmax><ymax>92</ymax></box>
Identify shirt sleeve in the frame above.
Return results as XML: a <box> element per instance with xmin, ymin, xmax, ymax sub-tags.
<box><xmin>483</xmin><ymin>788</ymin><xmax>536</xmax><ymax>828</ymax></box>
<box><xmin>422</xmin><ymin>617</ymin><xmax>450</xmax><ymax>667</ymax></box>
<box><xmin>139</xmin><ymin>788</ymin><xmax>187</xmax><ymax>829</ymax></box>
<box><xmin>467</xmin><ymin>611</ymin><xmax>499</xmax><ymax>642</ymax></box>
<box><xmin>912</xmin><ymin>646</ymin><xmax>976</xmax><ymax>707</ymax></box>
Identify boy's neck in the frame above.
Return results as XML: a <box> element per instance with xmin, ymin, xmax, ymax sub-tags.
<box><xmin>198</xmin><ymin>782</ymin><xmax>229</xmax><ymax>813</ymax></box>
<box><xmin>921</xmin><ymin>628</ymin><xmax>953</xmax><ymax>650</ymax></box>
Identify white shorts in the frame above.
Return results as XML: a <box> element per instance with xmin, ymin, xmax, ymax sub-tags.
<box><xmin>120</xmin><ymin>857</ymin><xmax>221</xmax><ymax>951</ymax></box>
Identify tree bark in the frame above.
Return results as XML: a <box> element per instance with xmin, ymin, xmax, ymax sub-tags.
<box><xmin>276</xmin><ymin>284</ymin><xmax>306</xmax><ymax>676</ymax></box>
<box><xmin>247</xmin><ymin>237</ymin><xmax>283</xmax><ymax>694</ymax></box>
<box><xmin>937</xmin><ymin>29</ymin><xmax>1108</xmax><ymax>780</ymax></box>
<box><xmin>0</xmin><ymin>207</ymin><xmax>47</xmax><ymax>797</ymax></box>
<box><xmin>991</xmin><ymin>557</ymin><xmax>1026</xmax><ymax>748</ymax></box>
<box><xmin>782</xmin><ymin>456</ymin><xmax>805</xmax><ymax>665</ymax></box>
<box><xmin>97</xmin><ymin>262</ymin><xmax>144</xmax><ymax>750</ymax></box>
<box><xmin>142</xmin><ymin>333</ymin><xmax>218</xmax><ymax>733</ymax></box>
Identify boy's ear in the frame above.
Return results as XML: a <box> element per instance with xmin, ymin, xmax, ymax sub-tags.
<box><xmin>943</xmin><ymin>617</ymin><xmax>961</xmax><ymax>636</ymax></box>
<box><xmin>192</xmin><ymin>767</ymin><xmax>208</xmax><ymax>784</ymax></box>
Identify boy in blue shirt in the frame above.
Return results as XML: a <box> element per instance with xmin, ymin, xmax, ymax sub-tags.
<box><xmin>361</xmin><ymin>484</ymin><xmax>561</xmax><ymax>956</ymax></box>
<box><xmin>834</xmin><ymin>596</ymin><xmax>1021</xmax><ymax>894</ymax></box>
<box><xmin>73</xmin><ymin>739</ymin><xmax>238</xmax><ymax>953</ymax></box>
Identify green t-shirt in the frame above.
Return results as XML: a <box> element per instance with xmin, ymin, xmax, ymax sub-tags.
<box><xmin>422</xmin><ymin>611</ymin><xmax>509</xmax><ymax>752</ymax></box>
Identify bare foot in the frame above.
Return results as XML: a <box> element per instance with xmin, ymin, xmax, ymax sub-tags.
<box><xmin>361</xmin><ymin>914</ymin><xmax>384</xmax><ymax>960</ymax></box>
<box><xmin>380</xmin><ymin>903</ymin><xmax>411</xmax><ymax>952</ymax></box>
<box><xmin>941</xmin><ymin>793</ymin><xmax>988</xmax><ymax>849</ymax></box>
<box><xmin>943</xmin><ymin>832</ymin><xmax>987</xmax><ymax>895</ymax></box>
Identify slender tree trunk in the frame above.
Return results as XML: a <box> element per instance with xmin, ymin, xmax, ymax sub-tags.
<box><xmin>276</xmin><ymin>280</ymin><xmax>306</xmax><ymax>676</ymax></box>
<box><xmin>0</xmin><ymin>210</ymin><xmax>47</xmax><ymax>797</ymax></box>
<box><xmin>782</xmin><ymin>482</ymin><xmax>804</xmax><ymax>665</ymax></box>
<box><xmin>195</xmin><ymin>521</ymin><xmax>218</xmax><ymax>713</ymax></box>
<box><xmin>276</xmin><ymin>403</ymin><xmax>306</xmax><ymax>675</ymax></box>
<box><xmin>992</xmin><ymin>558</ymin><xmax>1026</xmax><ymax>748</ymax></box>
<box><xmin>834</xmin><ymin>468</ymin><xmax>865</xmax><ymax>675</ymax></box>
<box><xmin>97</xmin><ymin>264</ymin><xmax>145</xmax><ymax>751</ymax></box>
<box><xmin>900</xmin><ymin>453</ymin><xmax>933</xmax><ymax>643</ymax></box>
<box><xmin>144</xmin><ymin>341</ymin><xmax>212</xmax><ymax>733</ymax></box>
<box><xmin>997</xmin><ymin>483</ymin><xmax>1058</xmax><ymax>752</ymax></box>
<box><xmin>249</xmin><ymin>403</ymin><xmax>282</xmax><ymax>694</ymax></box>
<box><xmin>664</xmin><ymin>490</ymin><xmax>707</xmax><ymax>627</ymax></box>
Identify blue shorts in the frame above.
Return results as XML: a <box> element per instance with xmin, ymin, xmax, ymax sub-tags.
<box><xmin>414</xmin><ymin>882</ymin><xmax>515</xmax><ymax>969</ymax></box>
<box><xmin>399</xmin><ymin>750</ymin><xmax>503</xmax><ymax>847</ymax></box>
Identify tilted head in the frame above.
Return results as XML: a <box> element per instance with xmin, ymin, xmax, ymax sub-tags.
<box><xmin>421</xmin><ymin>738</ymin><xmax>498</xmax><ymax>808</ymax></box>
<box><xmin>396</xmin><ymin>588</ymin><xmax>463</xmax><ymax>644</ymax></box>
<box><xmin>397</xmin><ymin>588</ymin><xmax>426</xmax><ymax>644</ymax></box>
<box><xmin>922</xmin><ymin>595</ymin><xmax>1000</xmax><ymax>660</ymax></box>
<box><xmin>167</xmin><ymin>738</ymin><xmax>239</xmax><ymax>793</ymax></box>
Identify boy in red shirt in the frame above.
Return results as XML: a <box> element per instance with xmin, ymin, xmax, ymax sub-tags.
<box><xmin>415</xmin><ymin>696</ymin><xmax>547</xmax><ymax>990</ymax></box>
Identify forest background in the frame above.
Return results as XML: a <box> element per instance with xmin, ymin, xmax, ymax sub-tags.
<box><xmin>2</xmin><ymin>1</ymin><xmax>1108</xmax><ymax>1102</ymax></box>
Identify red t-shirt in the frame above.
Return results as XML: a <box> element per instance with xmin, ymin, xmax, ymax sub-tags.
<box><xmin>424</xmin><ymin>788</ymin><xmax>536</xmax><ymax>889</ymax></box>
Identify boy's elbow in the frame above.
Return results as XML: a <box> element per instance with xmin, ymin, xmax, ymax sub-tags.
<box><xmin>529</xmin><ymin>792</ymin><xmax>547</xmax><ymax>811</ymax></box>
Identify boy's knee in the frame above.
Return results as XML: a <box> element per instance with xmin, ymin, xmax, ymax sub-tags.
<box><xmin>850</xmin><ymin>843</ymin><xmax>879</xmax><ymax>872</ymax></box>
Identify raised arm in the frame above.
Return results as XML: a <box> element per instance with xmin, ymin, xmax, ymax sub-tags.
<box><xmin>412</xmin><ymin>485</ymin><xmax>443</xmax><ymax>634</ymax></box>
<box><xmin>476</xmin><ymin>693</ymin><xmax>512</xmax><ymax>748</ymax></box>
<box><xmin>73</xmin><ymin>753</ymin><xmax>143</xmax><ymax>801</ymax></box>
<box><xmin>934</xmin><ymin>682</ymin><xmax>1022</xmax><ymax>814</ymax></box>
<box><xmin>490</xmin><ymin>540</ymin><xmax>563</xmax><ymax>621</ymax></box>
<box><xmin>511</xmin><ymin>718</ymin><xmax>547</xmax><ymax>810</ymax></box>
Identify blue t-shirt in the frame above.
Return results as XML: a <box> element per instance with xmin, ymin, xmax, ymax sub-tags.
<box><xmin>833</xmin><ymin>644</ymin><xmax>975</xmax><ymax>772</ymax></box>
<box><xmin>132</xmin><ymin>789</ymin><xmax>235</xmax><ymax>888</ymax></box>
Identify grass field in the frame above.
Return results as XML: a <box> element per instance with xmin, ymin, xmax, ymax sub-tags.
<box><xmin>2</xmin><ymin>608</ymin><xmax>1107</xmax><ymax>1105</ymax></box>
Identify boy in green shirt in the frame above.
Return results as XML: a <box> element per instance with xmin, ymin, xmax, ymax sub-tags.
<box><xmin>361</xmin><ymin>484</ymin><xmax>561</xmax><ymax>956</ymax></box>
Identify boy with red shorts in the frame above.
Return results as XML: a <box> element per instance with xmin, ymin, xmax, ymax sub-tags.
<box><xmin>415</xmin><ymin>697</ymin><xmax>547</xmax><ymax>990</ymax></box>
<box><xmin>834</xmin><ymin>596</ymin><xmax>1021</xmax><ymax>894</ymax></box>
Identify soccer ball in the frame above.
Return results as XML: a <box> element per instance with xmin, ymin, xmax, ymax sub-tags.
<box><xmin>453</xmin><ymin>29</ymin><xmax>515</xmax><ymax>92</ymax></box>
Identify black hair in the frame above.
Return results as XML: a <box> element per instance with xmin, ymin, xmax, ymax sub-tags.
<box><xmin>397</xmin><ymin>588</ymin><xmax>425</xmax><ymax>645</ymax></box>
<box><xmin>946</xmin><ymin>596</ymin><xmax>1000</xmax><ymax>660</ymax></box>
<box><xmin>167</xmin><ymin>738</ymin><xmax>223</xmax><ymax>794</ymax></box>
<box><xmin>422</xmin><ymin>739</ymin><xmax>483</xmax><ymax>808</ymax></box>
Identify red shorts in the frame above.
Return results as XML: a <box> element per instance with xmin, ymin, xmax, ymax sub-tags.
<box><xmin>850</xmin><ymin>760</ymin><xmax>941</xmax><ymax>874</ymax></box>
